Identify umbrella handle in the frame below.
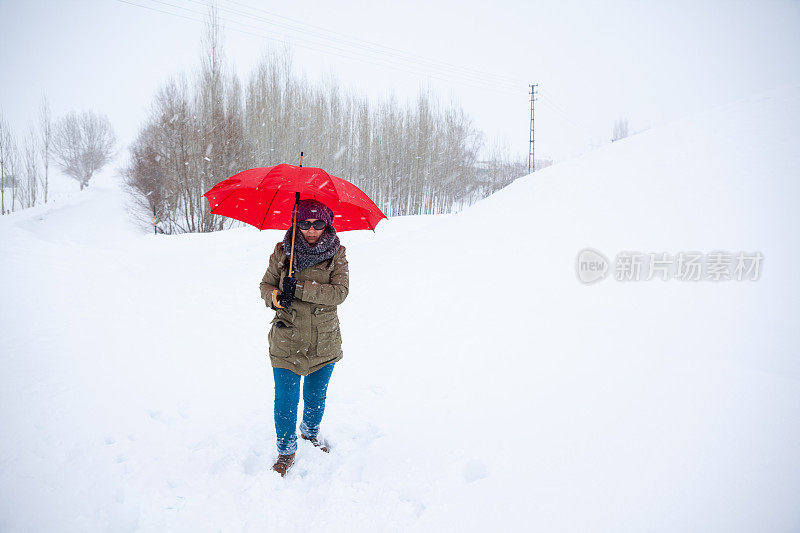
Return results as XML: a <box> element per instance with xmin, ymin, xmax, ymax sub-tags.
<box><xmin>271</xmin><ymin>289</ymin><xmax>284</xmax><ymax>309</ymax></box>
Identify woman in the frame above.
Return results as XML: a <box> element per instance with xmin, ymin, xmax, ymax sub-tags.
<box><xmin>259</xmin><ymin>199</ymin><xmax>349</xmax><ymax>477</ymax></box>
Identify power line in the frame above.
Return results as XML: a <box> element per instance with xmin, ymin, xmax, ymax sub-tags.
<box><xmin>183</xmin><ymin>0</ymin><xmax>526</xmax><ymax>92</ymax></box>
<box><xmin>213</xmin><ymin>0</ymin><xmax>529</xmax><ymax>89</ymax></box>
<box><xmin>116</xmin><ymin>0</ymin><xmax>524</xmax><ymax>96</ymax></box>
<box><xmin>536</xmin><ymin>93</ymin><xmax>595</xmax><ymax>141</ymax></box>
<box><xmin>538</xmin><ymin>89</ymin><xmax>593</xmax><ymax>132</ymax></box>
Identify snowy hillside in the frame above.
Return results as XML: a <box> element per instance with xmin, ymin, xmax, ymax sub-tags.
<box><xmin>1</xmin><ymin>84</ymin><xmax>799</xmax><ymax>532</ymax></box>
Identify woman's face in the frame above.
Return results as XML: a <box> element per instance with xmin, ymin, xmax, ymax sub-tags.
<box><xmin>299</xmin><ymin>218</ymin><xmax>324</xmax><ymax>245</ymax></box>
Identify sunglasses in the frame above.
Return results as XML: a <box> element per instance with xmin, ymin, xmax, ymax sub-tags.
<box><xmin>297</xmin><ymin>219</ymin><xmax>327</xmax><ymax>230</ymax></box>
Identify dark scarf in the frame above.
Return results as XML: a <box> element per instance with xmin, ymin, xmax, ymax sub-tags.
<box><xmin>282</xmin><ymin>225</ymin><xmax>341</xmax><ymax>273</ymax></box>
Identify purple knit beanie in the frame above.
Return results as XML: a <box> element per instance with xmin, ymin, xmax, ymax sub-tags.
<box><xmin>292</xmin><ymin>199</ymin><xmax>335</xmax><ymax>227</ymax></box>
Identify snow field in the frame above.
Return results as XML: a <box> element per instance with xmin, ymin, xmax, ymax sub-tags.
<box><xmin>1</xmin><ymin>84</ymin><xmax>799</xmax><ymax>532</ymax></box>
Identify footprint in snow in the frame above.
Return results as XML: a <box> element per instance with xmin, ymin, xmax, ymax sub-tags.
<box><xmin>462</xmin><ymin>459</ymin><xmax>488</xmax><ymax>483</ymax></box>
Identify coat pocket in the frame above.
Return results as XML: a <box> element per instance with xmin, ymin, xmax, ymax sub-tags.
<box><xmin>268</xmin><ymin>319</ymin><xmax>294</xmax><ymax>358</ymax></box>
<box><xmin>314</xmin><ymin>319</ymin><xmax>341</xmax><ymax>356</ymax></box>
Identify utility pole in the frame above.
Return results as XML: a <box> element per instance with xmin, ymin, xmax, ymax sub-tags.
<box><xmin>529</xmin><ymin>83</ymin><xmax>537</xmax><ymax>174</ymax></box>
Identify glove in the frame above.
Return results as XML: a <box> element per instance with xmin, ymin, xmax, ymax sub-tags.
<box><xmin>278</xmin><ymin>276</ymin><xmax>297</xmax><ymax>308</ymax></box>
<box><xmin>277</xmin><ymin>291</ymin><xmax>293</xmax><ymax>309</ymax></box>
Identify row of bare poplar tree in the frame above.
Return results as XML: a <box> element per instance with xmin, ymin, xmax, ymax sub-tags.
<box><xmin>0</xmin><ymin>100</ymin><xmax>52</xmax><ymax>215</ymax></box>
<box><xmin>0</xmin><ymin>102</ymin><xmax>117</xmax><ymax>215</ymax></box>
<box><xmin>124</xmin><ymin>12</ymin><xmax>526</xmax><ymax>234</ymax></box>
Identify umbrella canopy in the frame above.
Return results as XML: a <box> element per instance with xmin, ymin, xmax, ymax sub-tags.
<box><xmin>203</xmin><ymin>164</ymin><xmax>386</xmax><ymax>232</ymax></box>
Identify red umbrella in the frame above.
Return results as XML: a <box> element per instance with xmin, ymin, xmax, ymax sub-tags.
<box><xmin>203</xmin><ymin>163</ymin><xmax>386</xmax><ymax>232</ymax></box>
<box><xmin>203</xmin><ymin>156</ymin><xmax>387</xmax><ymax>307</ymax></box>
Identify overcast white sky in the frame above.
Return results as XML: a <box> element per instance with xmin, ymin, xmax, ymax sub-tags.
<box><xmin>1</xmin><ymin>0</ymin><xmax>799</xmax><ymax>166</ymax></box>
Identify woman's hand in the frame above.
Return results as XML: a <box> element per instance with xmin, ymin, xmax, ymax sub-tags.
<box><xmin>278</xmin><ymin>276</ymin><xmax>298</xmax><ymax>308</ymax></box>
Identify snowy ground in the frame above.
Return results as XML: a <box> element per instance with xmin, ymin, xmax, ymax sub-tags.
<box><xmin>2</xmin><ymin>84</ymin><xmax>799</xmax><ymax>532</ymax></box>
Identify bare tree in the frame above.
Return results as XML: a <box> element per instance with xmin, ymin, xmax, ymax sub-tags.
<box><xmin>124</xmin><ymin>77</ymin><xmax>193</xmax><ymax>234</ymax></box>
<box><xmin>39</xmin><ymin>96</ymin><xmax>52</xmax><ymax>203</ymax></box>
<box><xmin>194</xmin><ymin>5</ymin><xmax>249</xmax><ymax>232</ymax></box>
<box><xmin>612</xmin><ymin>117</ymin><xmax>629</xmax><ymax>142</ymax></box>
<box><xmin>52</xmin><ymin>110</ymin><xmax>117</xmax><ymax>190</ymax></box>
<box><xmin>473</xmin><ymin>140</ymin><xmax>526</xmax><ymax>205</ymax></box>
<box><xmin>124</xmin><ymin>8</ymin><xmax>250</xmax><ymax>234</ymax></box>
<box><xmin>21</xmin><ymin>126</ymin><xmax>39</xmax><ymax>208</ymax></box>
<box><xmin>0</xmin><ymin>116</ymin><xmax>19</xmax><ymax>214</ymax></box>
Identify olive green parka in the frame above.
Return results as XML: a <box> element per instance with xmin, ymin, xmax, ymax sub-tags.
<box><xmin>259</xmin><ymin>241</ymin><xmax>349</xmax><ymax>376</ymax></box>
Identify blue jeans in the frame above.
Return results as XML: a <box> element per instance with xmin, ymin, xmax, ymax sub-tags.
<box><xmin>273</xmin><ymin>363</ymin><xmax>335</xmax><ymax>455</ymax></box>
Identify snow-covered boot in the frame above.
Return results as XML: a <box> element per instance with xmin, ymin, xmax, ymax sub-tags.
<box><xmin>272</xmin><ymin>453</ymin><xmax>295</xmax><ymax>477</ymax></box>
<box><xmin>301</xmin><ymin>433</ymin><xmax>330</xmax><ymax>453</ymax></box>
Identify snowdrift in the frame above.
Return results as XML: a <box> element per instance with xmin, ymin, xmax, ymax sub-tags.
<box><xmin>1</xmin><ymin>84</ymin><xmax>799</xmax><ymax>532</ymax></box>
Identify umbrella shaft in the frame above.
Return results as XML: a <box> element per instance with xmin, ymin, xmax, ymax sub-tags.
<box><xmin>289</xmin><ymin>191</ymin><xmax>300</xmax><ymax>277</ymax></box>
